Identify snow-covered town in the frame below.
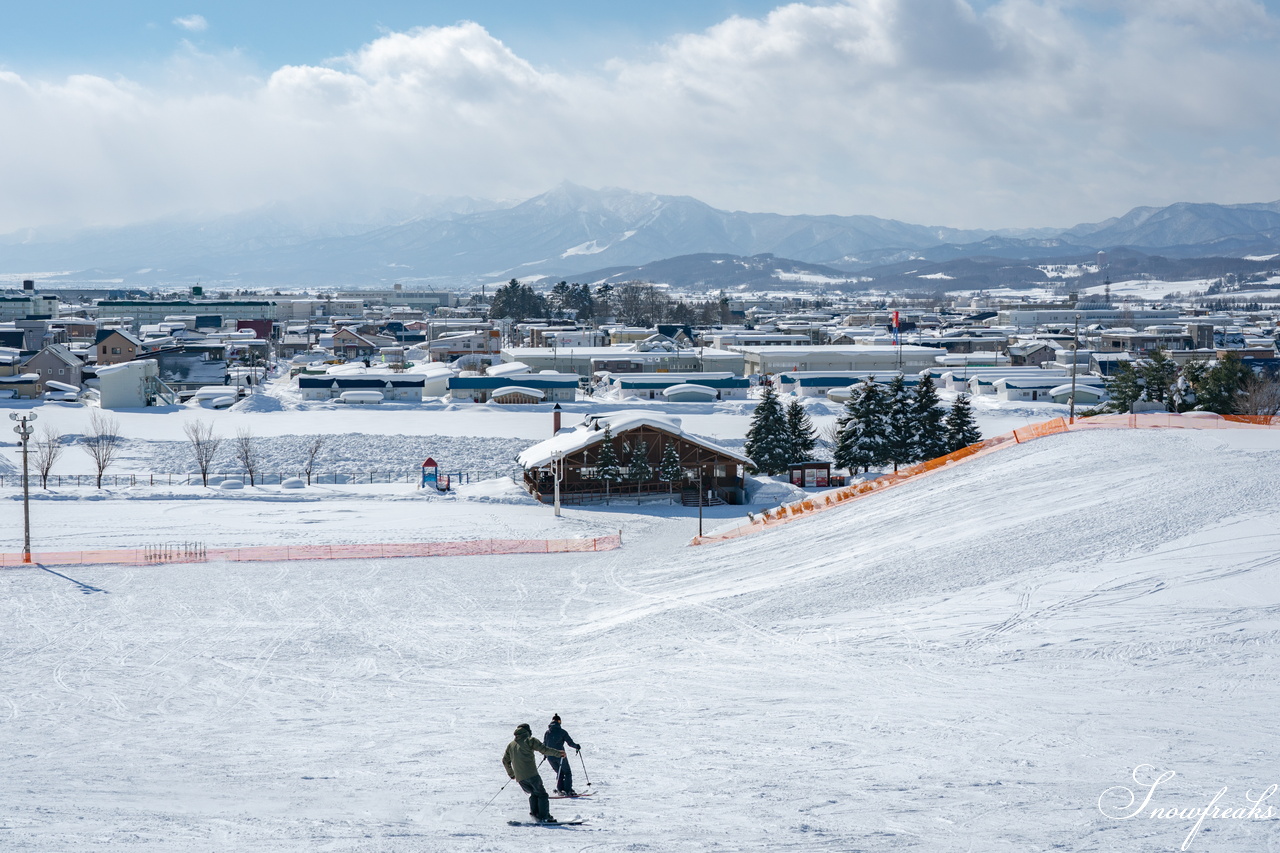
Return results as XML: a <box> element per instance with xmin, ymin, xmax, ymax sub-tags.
<box><xmin>5</xmin><ymin>271</ymin><xmax>1280</xmax><ymax>850</ymax></box>
<box><xmin>7</xmin><ymin>1</ymin><xmax>1280</xmax><ymax>849</ymax></box>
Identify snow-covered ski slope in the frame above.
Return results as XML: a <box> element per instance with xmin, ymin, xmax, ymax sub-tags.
<box><xmin>4</xmin><ymin>427</ymin><xmax>1280</xmax><ymax>851</ymax></box>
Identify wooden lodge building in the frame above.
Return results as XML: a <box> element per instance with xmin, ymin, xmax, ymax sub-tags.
<box><xmin>517</xmin><ymin>411</ymin><xmax>751</xmax><ymax>505</ymax></box>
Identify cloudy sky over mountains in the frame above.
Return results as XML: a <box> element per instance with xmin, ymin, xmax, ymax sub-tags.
<box><xmin>1</xmin><ymin>0</ymin><xmax>1278</xmax><ymax>233</ymax></box>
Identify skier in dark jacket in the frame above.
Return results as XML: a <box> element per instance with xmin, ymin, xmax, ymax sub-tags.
<box><xmin>502</xmin><ymin>723</ymin><xmax>565</xmax><ymax>823</ymax></box>
<box><xmin>543</xmin><ymin>714</ymin><xmax>582</xmax><ymax>796</ymax></box>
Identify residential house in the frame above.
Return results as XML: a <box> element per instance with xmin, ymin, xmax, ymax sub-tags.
<box><xmin>1006</xmin><ymin>341</ymin><xmax>1061</xmax><ymax>366</ymax></box>
<box><xmin>95</xmin><ymin>329</ymin><xmax>148</xmax><ymax>365</ymax></box>
<box><xmin>24</xmin><ymin>344</ymin><xmax>84</xmax><ymax>393</ymax></box>
<box><xmin>428</xmin><ymin>329</ymin><xmax>502</xmax><ymax>362</ymax></box>
<box><xmin>330</xmin><ymin>327</ymin><xmax>391</xmax><ymax>360</ymax></box>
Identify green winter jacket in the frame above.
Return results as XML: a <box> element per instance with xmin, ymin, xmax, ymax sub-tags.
<box><xmin>502</xmin><ymin>725</ymin><xmax>564</xmax><ymax>780</ymax></box>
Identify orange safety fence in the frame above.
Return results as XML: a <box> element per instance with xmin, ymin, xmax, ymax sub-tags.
<box><xmin>691</xmin><ymin>431</ymin><xmax>1020</xmax><ymax>545</ymax></box>
<box><xmin>0</xmin><ymin>534</ymin><xmax>623</xmax><ymax>569</ymax></box>
<box><xmin>691</xmin><ymin>410</ymin><xmax>1280</xmax><ymax>546</ymax></box>
<box><xmin>1070</xmin><ymin>412</ymin><xmax>1280</xmax><ymax>430</ymax></box>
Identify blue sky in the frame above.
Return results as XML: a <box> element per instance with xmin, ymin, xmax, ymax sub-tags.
<box><xmin>0</xmin><ymin>2</ymin><xmax>788</xmax><ymax>75</ymax></box>
<box><xmin>1</xmin><ymin>1</ymin><xmax>1280</xmax><ymax>233</ymax></box>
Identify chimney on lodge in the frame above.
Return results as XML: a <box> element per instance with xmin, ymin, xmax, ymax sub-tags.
<box><xmin>553</xmin><ymin>403</ymin><xmax>562</xmax><ymax>435</ymax></box>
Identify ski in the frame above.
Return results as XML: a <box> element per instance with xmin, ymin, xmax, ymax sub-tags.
<box><xmin>548</xmin><ymin>792</ymin><xmax>594</xmax><ymax>799</ymax></box>
<box><xmin>507</xmin><ymin>819</ymin><xmax>586</xmax><ymax>827</ymax></box>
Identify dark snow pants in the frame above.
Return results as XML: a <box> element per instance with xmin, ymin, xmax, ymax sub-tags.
<box><xmin>548</xmin><ymin>755</ymin><xmax>574</xmax><ymax>793</ymax></box>
<box><xmin>518</xmin><ymin>775</ymin><xmax>552</xmax><ymax>820</ymax></box>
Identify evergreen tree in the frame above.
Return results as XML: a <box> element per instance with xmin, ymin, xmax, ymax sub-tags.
<box><xmin>1138</xmin><ymin>348</ymin><xmax>1179</xmax><ymax>410</ymax></box>
<box><xmin>744</xmin><ymin>383</ymin><xmax>793</xmax><ymax>475</ymax></box>
<box><xmin>488</xmin><ymin>279</ymin><xmax>547</xmax><ymax>321</ymax></box>
<box><xmin>1103</xmin><ymin>361</ymin><xmax>1144</xmax><ymax>413</ymax></box>
<box><xmin>1196</xmin><ymin>352</ymin><xmax>1253</xmax><ymax>414</ymax></box>
<box><xmin>594</xmin><ymin>425</ymin><xmax>623</xmax><ymax>501</ymax></box>
<box><xmin>911</xmin><ymin>373</ymin><xmax>950</xmax><ymax>461</ymax></box>
<box><xmin>1173</xmin><ymin>359</ymin><xmax>1209</xmax><ymax>412</ymax></box>
<box><xmin>626</xmin><ymin>440</ymin><xmax>652</xmax><ymax>495</ymax></box>
<box><xmin>883</xmin><ymin>375</ymin><xmax>917</xmax><ymax>472</ymax></box>
<box><xmin>944</xmin><ymin>393</ymin><xmax>983</xmax><ymax>452</ymax></box>
<box><xmin>832</xmin><ymin>382</ymin><xmax>867</xmax><ymax>474</ymax></box>
<box><xmin>835</xmin><ymin>378</ymin><xmax>889</xmax><ymax>473</ymax></box>
<box><xmin>657</xmin><ymin>442</ymin><xmax>683</xmax><ymax>494</ymax></box>
<box><xmin>784</xmin><ymin>399</ymin><xmax>818</xmax><ymax>462</ymax></box>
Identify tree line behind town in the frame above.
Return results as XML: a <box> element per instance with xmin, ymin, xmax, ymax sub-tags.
<box><xmin>744</xmin><ymin>376</ymin><xmax>982</xmax><ymax>477</ymax></box>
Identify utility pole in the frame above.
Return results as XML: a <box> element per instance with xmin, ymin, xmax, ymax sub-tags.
<box><xmin>698</xmin><ymin>469</ymin><xmax>704</xmax><ymax>538</ymax></box>
<box><xmin>1069</xmin><ymin>313</ymin><xmax>1081</xmax><ymax>424</ymax></box>
<box><xmin>552</xmin><ymin>451</ymin><xmax>562</xmax><ymax>518</ymax></box>
<box><xmin>10</xmin><ymin>412</ymin><xmax>37</xmax><ymax>563</ymax></box>
<box><xmin>893</xmin><ymin>309</ymin><xmax>902</xmax><ymax>372</ymax></box>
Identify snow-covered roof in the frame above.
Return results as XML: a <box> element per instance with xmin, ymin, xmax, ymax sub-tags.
<box><xmin>403</xmin><ymin>364</ymin><xmax>455</xmax><ymax>380</ymax></box>
<box><xmin>491</xmin><ymin>386</ymin><xmax>545</xmax><ymax>400</ymax></box>
<box><xmin>516</xmin><ymin>409</ymin><xmax>750</xmax><ymax>469</ymax></box>
<box><xmin>486</xmin><ymin>361</ymin><xmax>531</xmax><ymax>377</ymax></box>
<box><xmin>92</xmin><ymin>361</ymin><xmax>152</xmax><ymax>377</ymax></box>
<box><xmin>1049</xmin><ymin>384</ymin><xmax>1106</xmax><ymax>397</ymax></box>
<box><xmin>192</xmin><ymin>386</ymin><xmax>236</xmax><ymax>399</ymax></box>
<box><xmin>662</xmin><ymin>384</ymin><xmax>718</xmax><ymax>398</ymax></box>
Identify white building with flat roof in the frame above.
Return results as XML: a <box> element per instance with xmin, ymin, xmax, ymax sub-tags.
<box><xmin>997</xmin><ymin>308</ymin><xmax>1182</xmax><ymax>329</ymax></box>
<box><xmin>501</xmin><ymin>346</ymin><xmax>745</xmax><ymax>377</ymax></box>
<box><xmin>734</xmin><ymin>345</ymin><xmax>940</xmax><ymax>375</ymax></box>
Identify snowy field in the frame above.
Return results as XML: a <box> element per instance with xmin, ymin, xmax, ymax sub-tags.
<box><xmin>1081</xmin><ymin>277</ymin><xmax>1213</xmax><ymax>300</ymax></box>
<box><xmin>0</xmin><ymin>374</ymin><xmax>1066</xmax><ymax>484</ymax></box>
<box><xmin>4</xmin><ymin>426</ymin><xmax>1280</xmax><ymax>851</ymax></box>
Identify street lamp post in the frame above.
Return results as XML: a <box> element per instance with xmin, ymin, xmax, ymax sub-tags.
<box><xmin>10</xmin><ymin>412</ymin><xmax>37</xmax><ymax>563</ymax></box>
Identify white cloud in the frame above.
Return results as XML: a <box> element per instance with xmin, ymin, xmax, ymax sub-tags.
<box><xmin>1</xmin><ymin>1</ymin><xmax>1280</xmax><ymax>233</ymax></box>
<box><xmin>173</xmin><ymin>14</ymin><xmax>208</xmax><ymax>33</ymax></box>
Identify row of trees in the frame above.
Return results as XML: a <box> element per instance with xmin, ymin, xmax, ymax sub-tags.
<box><xmin>24</xmin><ymin>418</ymin><xmax>334</xmax><ymax>490</ymax></box>
<box><xmin>183</xmin><ymin>423</ymin><xmax>328</xmax><ymax>486</ymax></box>
<box><xmin>25</xmin><ymin>411</ymin><xmax>121</xmax><ymax>489</ymax></box>
<box><xmin>742</xmin><ymin>377</ymin><xmax>983</xmax><ymax>477</ymax></box>
<box><xmin>1102</xmin><ymin>350</ymin><xmax>1270</xmax><ymax>414</ymax></box>
<box><xmin>491</xmin><ymin>278</ymin><xmax>731</xmax><ymax>326</ymax></box>
<box><xmin>833</xmin><ymin>376</ymin><xmax>982</xmax><ymax>474</ymax></box>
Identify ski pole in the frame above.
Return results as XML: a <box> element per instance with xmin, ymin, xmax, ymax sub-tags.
<box><xmin>475</xmin><ymin>779</ymin><xmax>512</xmax><ymax>821</ymax></box>
<box><xmin>577</xmin><ymin>749</ymin><xmax>592</xmax><ymax>788</ymax></box>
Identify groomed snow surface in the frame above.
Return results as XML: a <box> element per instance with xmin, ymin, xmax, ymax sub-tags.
<box><xmin>5</xmin><ymin>427</ymin><xmax>1280</xmax><ymax>851</ymax></box>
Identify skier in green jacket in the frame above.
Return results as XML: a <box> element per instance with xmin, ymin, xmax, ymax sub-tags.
<box><xmin>502</xmin><ymin>723</ymin><xmax>566</xmax><ymax>823</ymax></box>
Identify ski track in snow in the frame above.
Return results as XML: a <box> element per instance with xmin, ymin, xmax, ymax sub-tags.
<box><xmin>3</xmin><ymin>416</ymin><xmax>1280</xmax><ymax>848</ymax></box>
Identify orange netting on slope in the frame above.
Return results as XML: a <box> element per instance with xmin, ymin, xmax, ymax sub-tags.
<box><xmin>691</xmin><ymin>411</ymin><xmax>1280</xmax><ymax>546</ymax></box>
<box><xmin>0</xmin><ymin>534</ymin><xmax>623</xmax><ymax>569</ymax></box>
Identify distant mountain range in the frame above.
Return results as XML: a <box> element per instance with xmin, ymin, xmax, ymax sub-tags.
<box><xmin>2</xmin><ymin>183</ymin><xmax>1278</xmax><ymax>292</ymax></box>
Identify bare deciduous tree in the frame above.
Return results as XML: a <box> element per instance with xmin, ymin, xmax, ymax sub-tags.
<box><xmin>233</xmin><ymin>427</ymin><xmax>261</xmax><ymax>486</ymax></box>
<box><xmin>32</xmin><ymin>423</ymin><xmax>64</xmax><ymax>489</ymax></box>
<box><xmin>81</xmin><ymin>410</ymin><xmax>122</xmax><ymax>489</ymax></box>
<box><xmin>184</xmin><ymin>420</ymin><xmax>223</xmax><ymax>487</ymax></box>
<box><xmin>1239</xmin><ymin>374</ymin><xmax>1280</xmax><ymax>417</ymax></box>
<box><xmin>302</xmin><ymin>435</ymin><xmax>326</xmax><ymax>485</ymax></box>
